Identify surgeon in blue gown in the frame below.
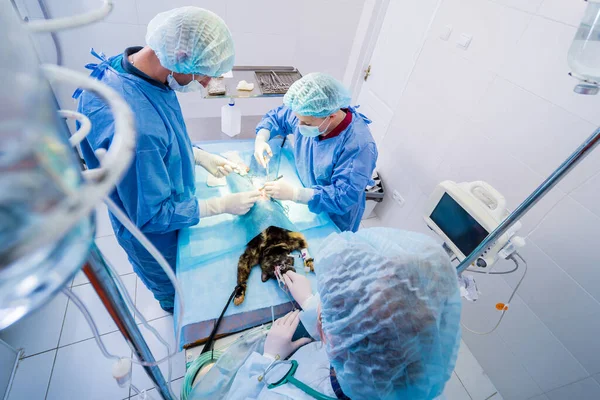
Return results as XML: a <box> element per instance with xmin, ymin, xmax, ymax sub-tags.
<box><xmin>254</xmin><ymin>73</ymin><xmax>378</xmax><ymax>232</ymax></box>
<box><xmin>76</xmin><ymin>7</ymin><xmax>259</xmax><ymax>312</ymax></box>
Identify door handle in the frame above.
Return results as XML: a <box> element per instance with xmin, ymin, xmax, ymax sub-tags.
<box><xmin>364</xmin><ymin>64</ymin><xmax>372</xmax><ymax>81</ymax></box>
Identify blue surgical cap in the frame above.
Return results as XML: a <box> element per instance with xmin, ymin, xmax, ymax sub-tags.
<box><xmin>146</xmin><ymin>7</ymin><xmax>235</xmax><ymax>77</ymax></box>
<box><xmin>315</xmin><ymin>228</ymin><xmax>462</xmax><ymax>400</ymax></box>
<box><xmin>283</xmin><ymin>73</ymin><xmax>351</xmax><ymax>118</ymax></box>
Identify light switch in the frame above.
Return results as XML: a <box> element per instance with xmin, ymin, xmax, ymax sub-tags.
<box><xmin>457</xmin><ymin>33</ymin><xmax>472</xmax><ymax>50</ymax></box>
<box><xmin>440</xmin><ymin>25</ymin><xmax>453</xmax><ymax>41</ymax></box>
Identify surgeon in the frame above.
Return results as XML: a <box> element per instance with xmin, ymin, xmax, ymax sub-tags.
<box><xmin>76</xmin><ymin>7</ymin><xmax>259</xmax><ymax>312</ymax></box>
<box><xmin>225</xmin><ymin>228</ymin><xmax>462</xmax><ymax>400</ymax></box>
<box><xmin>254</xmin><ymin>73</ymin><xmax>378</xmax><ymax>232</ymax></box>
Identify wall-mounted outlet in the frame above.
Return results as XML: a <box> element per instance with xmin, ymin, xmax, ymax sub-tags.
<box><xmin>392</xmin><ymin>190</ymin><xmax>405</xmax><ymax>207</ymax></box>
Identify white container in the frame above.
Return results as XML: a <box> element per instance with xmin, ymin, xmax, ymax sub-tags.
<box><xmin>221</xmin><ymin>99</ymin><xmax>241</xmax><ymax>137</ymax></box>
<box><xmin>568</xmin><ymin>1</ymin><xmax>600</xmax><ymax>82</ymax></box>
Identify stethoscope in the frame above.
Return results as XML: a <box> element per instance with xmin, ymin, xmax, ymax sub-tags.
<box><xmin>260</xmin><ymin>359</ymin><xmax>337</xmax><ymax>400</ymax></box>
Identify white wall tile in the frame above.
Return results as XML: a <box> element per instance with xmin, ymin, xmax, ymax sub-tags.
<box><xmin>130</xmin><ymin>377</ymin><xmax>183</xmax><ymax>399</ymax></box>
<box><xmin>470</xmin><ymin>77</ymin><xmax>599</xmax><ymax>193</ymax></box>
<box><xmin>546</xmin><ymin>311</ymin><xmax>600</xmax><ymax>375</ymax></box>
<box><xmin>461</xmin><ymin>330</ymin><xmax>543</xmax><ymax>400</ymax></box>
<box><xmin>232</xmin><ymin>32</ymin><xmax>296</xmax><ymax>67</ymax></box>
<box><xmin>135</xmin><ymin>277</ymin><xmax>170</xmax><ymax>323</ymax></box>
<box><xmin>538</xmin><ymin>0</ymin><xmax>587</xmax><ymax>27</ymax></box>
<box><xmin>401</xmin><ymin>38</ymin><xmax>496</xmax><ymax>120</ymax></box>
<box><xmin>434</xmin><ymin>121</ymin><xmax>565</xmax><ymax>235</ymax></box>
<box><xmin>225</xmin><ymin>0</ymin><xmax>303</xmax><ymax>36</ymax></box>
<box><xmin>571</xmin><ymin>171</ymin><xmax>600</xmax><ymax>218</ymax></box>
<box><xmin>47</xmin><ymin>331</ymin><xmax>131</xmax><ymax>400</ymax></box>
<box><xmin>294</xmin><ymin>33</ymin><xmax>353</xmax><ymax>80</ymax></box>
<box><xmin>135</xmin><ymin>0</ymin><xmax>227</xmax><ymax>26</ymax></box>
<box><xmin>502</xmin><ymin>241</ymin><xmax>600</xmax><ymax>324</ymax></box>
<box><xmin>53</xmin><ymin>22</ymin><xmax>146</xmax><ymax>112</ymax></box>
<box><xmin>529</xmin><ymin>395</ymin><xmax>550</xmax><ymax>400</ymax></box>
<box><xmin>529</xmin><ymin>196</ymin><xmax>600</xmax><ymax>302</ymax></box>
<box><xmin>443</xmin><ymin>372</ymin><xmax>471</xmax><ymax>400</ymax></box>
<box><xmin>56</xmin><ymin>22</ymin><xmax>146</xmax><ymax>75</ymax></box>
<box><xmin>95</xmin><ymin>203</ymin><xmax>114</xmax><ymax>238</ymax></box>
<box><xmin>364</xmin><ymin>0</ymin><xmax>440</xmax><ymax>111</ymax></box>
<box><xmin>131</xmin><ymin>316</ymin><xmax>186</xmax><ymax>391</ymax></box>
<box><xmin>0</xmin><ymin>294</ymin><xmax>67</xmax><ymax>357</ymax></box>
<box><xmin>492</xmin><ymin>0</ymin><xmax>544</xmax><ymax>13</ymax></box>
<box><xmin>500</xmin><ymin>16</ymin><xmax>600</xmax><ymax>126</ymax></box>
<box><xmin>430</xmin><ymin>0</ymin><xmax>532</xmax><ymax>72</ymax></box>
<box><xmin>7</xmin><ymin>350</ymin><xmax>55</xmax><ymax>400</ymax></box>
<box><xmin>96</xmin><ymin>235</ymin><xmax>133</xmax><ymax>277</ymax></box>
<box><xmin>60</xmin><ymin>275</ymin><xmax>136</xmax><ymax>346</ymax></box>
<box><xmin>546</xmin><ymin>377</ymin><xmax>600</xmax><ymax>400</ymax></box>
<box><xmin>43</xmin><ymin>0</ymin><xmax>139</xmax><ymax>25</ymax></box>
<box><xmin>383</xmin><ymin>90</ymin><xmax>469</xmax><ymax>195</ymax></box>
<box><xmin>73</xmin><ymin>235</ymin><xmax>133</xmax><ymax>286</ymax></box>
<box><xmin>495</xmin><ymin>296</ymin><xmax>588</xmax><ymax>391</ymax></box>
<box><xmin>454</xmin><ymin>341</ymin><xmax>499</xmax><ymax>399</ymax></box>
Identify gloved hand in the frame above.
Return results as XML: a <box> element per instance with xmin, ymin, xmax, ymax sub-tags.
<box><xmin>264</xmin><ymin>310</ymin><xmax>312</xmax><ymax>360</ymax></box>
<box><xmin>264</xmin><ymin>180</ymin><xmax>315</xmax><ymax>204</ymax></box>
<box><xmin>199</xmin><ymin>191</ymin><xmax>261</xmax><ymax>218</ymax></box>
<box><xmin>254</xmin><ymin>129</ymin><xmax>272</xmax><ymax>169</ymax></box>
<box><xmin>283</xmin><ymin>271</ymin><xmax>313</xmax><ymax>307</ymax></box>
<box><xmin>193</xmin><ymin>147</ymin><xmax>239</xmax><ymax>178</ymax></box>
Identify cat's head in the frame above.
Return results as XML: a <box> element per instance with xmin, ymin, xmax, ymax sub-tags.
<box><xmin>261</xmin><ymin>254</ymin><xmax>296</xmax><ymax>282</ymax></box>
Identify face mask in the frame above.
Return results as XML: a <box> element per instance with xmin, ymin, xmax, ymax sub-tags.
<box><xmin>298</xmin><ymin>117</ymin><xmax>332</xmax><ymax>137</ymax></box>
<box><xmin>167</xmin><ymin>73</ymin><xmax>203</xmax><ymax>93</ymax></box>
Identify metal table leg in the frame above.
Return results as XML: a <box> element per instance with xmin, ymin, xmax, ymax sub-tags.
<box><xmin>84</xmin><ymin>244</ymin><xmax>175</xmax><ymax>400</ymax></box>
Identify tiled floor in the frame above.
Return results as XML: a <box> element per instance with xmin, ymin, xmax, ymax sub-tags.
<box><xmin>2</xmin><ymin>213</ymin><xmax>500</xmax><ymax>399</ymax></box>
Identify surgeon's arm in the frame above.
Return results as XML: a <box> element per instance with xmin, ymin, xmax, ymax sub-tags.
<box><xmin>309</xmin><ymin>143</ymin><xmax>378</xmax><ymax>218</ymax></box>
<box><xmin>254</xmin><ymin>105</ymin><xmax>296</xmax><ymax>167</ymax></box>
<box><xmin>115</xmin><ymin>141</ymin><xmax>199</xmax><ymax>234</ymax></box>
<box><xmin>255</xmin><ymin>104</ymin><xmax>296</xmax><ymax>139</ymax></box>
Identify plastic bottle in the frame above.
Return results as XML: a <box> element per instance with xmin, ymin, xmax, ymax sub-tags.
<box><xmin>568</xmin><ymin>1</ymin><xmax>600</xmax><ymax>83</ymax></box>
<box><xmin>221</xmin><ymin>98</ymin><xmax>241</xmax><ymax>137</ymax></box>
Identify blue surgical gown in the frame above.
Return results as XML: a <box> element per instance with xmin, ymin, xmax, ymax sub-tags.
<box><xmin>77</xmin><ymin>54</ymin><xmax>198</xmax><ymax>310</ymax></box>
<box><xmin>256</xmin><ymin>105</ymin><xmax>378</xmax><ymax>232</ymax></box>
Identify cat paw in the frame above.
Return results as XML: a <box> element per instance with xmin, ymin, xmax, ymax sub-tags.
<box><xmin>304</xmin><ymin>258</ymin><xmax>314</xmax><ymax>272</ymax></box>
<box><xmin>234</xmin><ymin>293</ymin><xmax>245</xmax><ymax>306</ymax></box>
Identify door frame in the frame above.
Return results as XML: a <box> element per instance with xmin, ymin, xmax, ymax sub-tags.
<box><xmin>343</xmin><ymin>0</ymin><xmax>390</xmax><ymax>103</ymax></box>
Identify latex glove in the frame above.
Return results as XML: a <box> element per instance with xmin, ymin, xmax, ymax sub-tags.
<box><xmin>264</xmin><ymin>310</ymin><xmax>312</xmax><ymax>360</ymax></box>
<box><xmin>264</xmin><ymin>180</ymin><xmax>315</xmax><ymax>204</ymax></box>
<box><xmin>254</xmin><ymin>129</ymin><xmax>272</xmax><ymax>169</ymax></box>
<box><xmin>283</xmin><ymin>271</ymin><xmax>313</xmax><ymax>307</ymax></box>
<box><xmin>193</xmin><ymin>147</ymin><xmax>238</xmax><ymax>178</ymax></box>
<box><xmin>199</xmin><ymin>191</ymin><xmax>261</xmax><ymax>217</ymax></box>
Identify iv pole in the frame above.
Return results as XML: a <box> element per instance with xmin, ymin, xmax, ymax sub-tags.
<box><xmin>457</xmin><ymin>126</ymin><xmax>600</xmax><ymax>274</ymax></box>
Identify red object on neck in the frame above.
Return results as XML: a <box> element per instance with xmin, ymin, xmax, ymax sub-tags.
<box><xmin>319</xmin><ymin>109</ymin><xmax>352</xmax><ymax>141</ymax></box>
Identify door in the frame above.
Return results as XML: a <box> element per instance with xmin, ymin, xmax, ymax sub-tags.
<box><xmin>353</xmin><ymin>0</ymin><xmax>443</xmax><ymax>147</ymax></box>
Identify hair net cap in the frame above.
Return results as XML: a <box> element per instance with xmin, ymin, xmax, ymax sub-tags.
<box><xmin>283</xmin><ymin>73</ymin><xmax>351</xmax><ymax>118</ymax></box>
<box><xmin>316</xmin><ymin>228</ymin><xmax>462</xmax><ymax>400</ymax></box>
<box><xmin>146</xmin><ymin>7</ymin><xmax>235</xmax><ymax>77</ymax></box>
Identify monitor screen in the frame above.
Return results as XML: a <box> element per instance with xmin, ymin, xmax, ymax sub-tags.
<box><xmin>430</xmin><ymin>193</ymin><xmax>489</xmax><ymax>256</ymax></box>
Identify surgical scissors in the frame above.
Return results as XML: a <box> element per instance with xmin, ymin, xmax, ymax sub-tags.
<box><xmin>274</xmin><ymin>265</ymin><xmax>297</xmax><ymax>310</ymax></box>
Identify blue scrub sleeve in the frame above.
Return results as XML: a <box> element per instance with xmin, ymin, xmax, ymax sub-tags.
<box><xmin>255</xmin><ymin>104</ymin><xmax>295</xmax><ymax>139</ymax></box>
<box><xmin>83</xmin><ymin>104</ymin><xmax>199</xmax><ymax>234</ymax></box>
<box><xmin>309</xmin><ymin>143</ymin><xmax>377</xmax><ymax>216</ymax></box>
<box><xmin>116</xmin><ymin>141</ymin><xmax>200</xmax><ymax>234</ymax></box>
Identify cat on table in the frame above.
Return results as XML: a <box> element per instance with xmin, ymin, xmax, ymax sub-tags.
<box><xmin>234</xmin><ymin>226</ymin><xmax>314</xmax><ymax>306</ymax></box>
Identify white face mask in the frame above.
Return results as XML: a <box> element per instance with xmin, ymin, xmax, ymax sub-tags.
<box><xmin>298</xmin><ymin>116</ymin><xmax>332</xmax><ymax>137</ymax></box>
<box><xmin>167</xmin><ymin>73</ymin><xmax>203</xmax><ymax>93</ymax></box>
